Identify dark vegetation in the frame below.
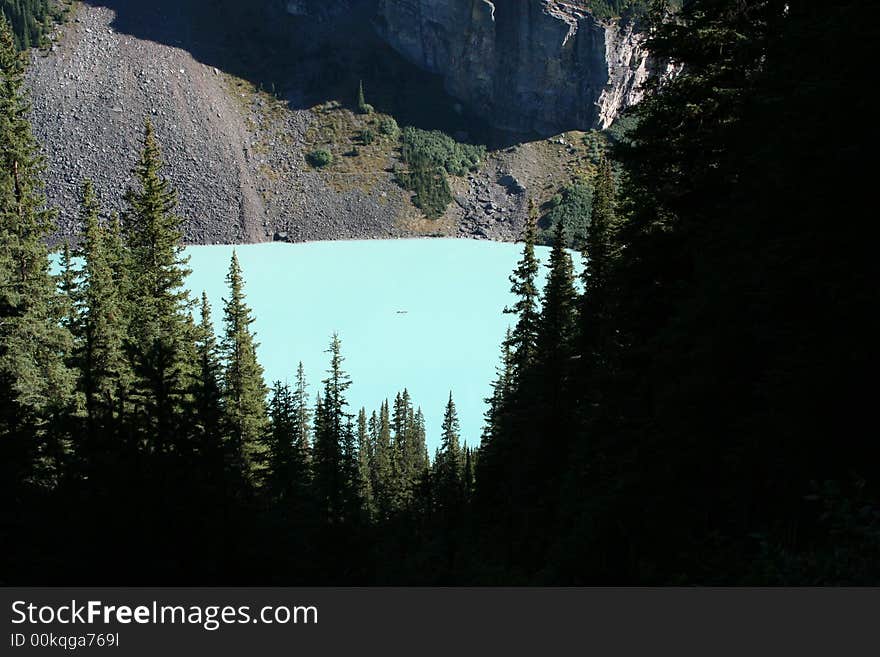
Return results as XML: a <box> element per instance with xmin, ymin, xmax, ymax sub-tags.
<box><xmin>540</xmin><ymin>181</ymin><xmax>593</xmax><ymax>247</ymax></box>
<box><xmin>0</xmin><ymin>0</ymin><xmax>68</xmax><ymax>50</ymax></box>
<box><xmin>583</xmin><ymin>1</ymin><xmax>682</xmax><ymax>21</ymax></box>
<box><xmin>537</xmin><ymin>129</ymin><xmax>623</xmax><ymax>248</ymax></box>
<box><xmin>587</xmin><ymin>0</ymin><xmax>650</xmax><ymax>20</ymax></box>
<box><xmin>306</xmin><ymin>149</ymin><xmax>333</xmax><ymax>169</ymax></box>
<box><xmin>2</xmin><ymin>0</ymin><xmax>878</xmax><ymax>584</ymax></box>
<box><xmin>356</xmin><ymin>79</ymin><xmax>373</xmax><ymax>115</ymax></box>
<box><xmin>396</xmin><ymin>127</ymin><xmax>485</xmax><ymax>217</ymax></box>
<box><xmin>378</xmin><ymin>116</ymin><xmax>399</xmax><ymax>138</ymax></box>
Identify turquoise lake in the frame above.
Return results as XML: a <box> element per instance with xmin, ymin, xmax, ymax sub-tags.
<box><xmin>68</xmin><ymin>238</ymin><xmax>583</xmax><ymax>451</ymax></box>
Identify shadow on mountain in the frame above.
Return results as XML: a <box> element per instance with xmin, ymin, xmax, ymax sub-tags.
<box><xmin>80</xmin><ymin>0</ymin><xmax>525</xmax><ymax>148</ymax></box>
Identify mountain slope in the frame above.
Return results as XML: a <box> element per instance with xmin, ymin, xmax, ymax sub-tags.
<box><xmin>27</xmin><ymin>2</ymin><xmax>411</xmax><ymax>244</ymax></box>
<box><xmin>25</xmin><ymin>0</ymin><xmax>638</xmax><ymax>245</ymax></box>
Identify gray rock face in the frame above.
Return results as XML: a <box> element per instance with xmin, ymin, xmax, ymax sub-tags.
<box><xmin>277</xmin><ymin>0</ymin><xmax>664</xmax><ymax>134</ymax></box>
<box><xmin>370</xmin><ymin>0</ymin><xmax>653</xmax><ymax>134</ymax></box>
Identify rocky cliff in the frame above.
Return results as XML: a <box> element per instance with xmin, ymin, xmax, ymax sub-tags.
<box><xmin>245</xmin><ymin>1</ymin><xmax>659</xmax><ymax>137</ymax></box>
<box><xmin>363</xmin><ymin>0</ymin><xmax>652</xmax><ymax>134</ymax></box>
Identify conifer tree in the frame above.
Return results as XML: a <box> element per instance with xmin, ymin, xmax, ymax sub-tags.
<box><xmin>462</xmin><ymin>443</ymin><xmax>475</xmax><ymax>501</ymax></box>
<box><xmin>372</xmin><ymin>399</ymin><xmax>393</xmax><ymax>517</ymax></box>
<box><xmin>312</xmin><ymin>391</ymin><xmax>326</xmax><ymax>509</ymax></box>
<box><xmin>389</xmin><ymin>389</ymin><xmax>428</xmax><ymax>508</ymax></box>
<box><xmin>476</xmin><ymin>329</ymin><xmax>515</xmax><ymax>515</ymax></box>
<box><xmin>0</xmin><ymin>15</ymin><xmax>73</xmax><ymax>488</ymax></box>
<box><xmin>356</xmin><ymin>408</ymin><xmax>375</xmax><ymax>519</ymax></box>
<box><xmin>266</xmin><ymin>380</ymin><xmax>310</xmax><ymax>507</ymax></box>
<box><xmin>220</xmin><ymin>250</ymin><xmax>268</xmax><ymax>483</ymax></box>
<box><xmin>341</xmin><ymin>415</ymin><xmax>361</xmax><ymax>519</ymax></box>
<box><xmin>411</xmin><ymin>407</ymin><xmax>428</xmax><ymax>477</ymax></box>
<box><xmin>583</xmin><ymin>157</ymin><xmax>615</xmax><ymax>306</ymax></box>
<box><xmin>76</xmin><ymin>181</ymin><xmax>128</xmax><ymax>464</ymax></box>
<box><xmin>57</xmin><ymin>241</ymin><xmax>78</xmax><ymax>334</ymax></box>
<box><xmin>121</xmin><ymin>119</ymin><xmax>194</xmax><ymax>456</ymax></box>
<box><xmin>482</xmin><ymin>328</ymin><xmax>513</xmax><ymax>448</ymax></box>
<box><xmin>292</xmin><ymin>361</ymin><xmax>311</xmax><ymax>457</ymax></box>
<box><xmin>368</xmin><ymin>409</ymin><xmax>379</xmax><ymax>467</ymax></box>
<box><xmin>530</xmin><ymin>218</ymin><xmax>580</xmax><ymax>516</ymax></box>
<box><xmin>266</xmin><ymin>381</ymin><xmax>293</xmax><ymax>494</ymax></box>
<box><xmin>504</xmin><ymin>209</ymin><xmax>540</xmax><ymax>385</ymax></box>
<box><xmin>537</xmin><ymin>218</ymin><xmax>578</xmax><ymax>388</ymax></box>
<box><xmin>435</xmin><ymin>392</ymin><xmax>463</xmax><ymax>512</ymax></box>
<box><xmin>192</xmin><ymin>292</ymin><xmax>224</xmax><ymax>466</ymax></box>
<box><xmin>283</xmin><ymin>362</ymin><xmax>313</xmax><ymax>513</ymax></box>
<box><xmin>357</xmin><ymin>407</ymin><xmax>373</xmax><ymax>471</ymax></box>
<box><xmin>391</xmin><ymin>391</ymin><xmax>408</xmax><ymax>443</ymax></box>
<box><xmin>312</xmin><ymin>334</ymin><xmax>355</xmax><ymax>523</ymax></box>
<box><xmin>102</xmin><ymin>211</ymin><xmax>134</xmax><ymax>435</ymax></box>
<box><xmin>356</xmin><ymin>79</ymin><xmax>372</xmax><ymax>114</ymax></box>
<box><xmin>390</xmin><ymin>390</ymin><xmax>409</xmax><ymax>507</ymax></box>
<box><xmin>104</xmin><ymin>213</ymin><xmax>127</xmax><ymax>299</ymax></box>
<box><xmin>579</xmin><ymin>155</ymin><xmax>616</xmax><ymax>369</ymax></box>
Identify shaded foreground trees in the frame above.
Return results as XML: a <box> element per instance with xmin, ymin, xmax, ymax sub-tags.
<box><xmin>472</xmin><ymin>0</ymin><xmax>879</xmax><ymax>584</ymax></box>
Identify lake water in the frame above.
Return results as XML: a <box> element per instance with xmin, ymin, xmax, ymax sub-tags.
<box><xmin>69</xmin><ymin>238</ymin><xmax>583</xmax><ymax>452</ymax></box>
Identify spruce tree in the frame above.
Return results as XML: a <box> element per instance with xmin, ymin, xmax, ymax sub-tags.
<box><xmin>411</xmin><ymin>406</ymin><xmax>428</xmax><ymax>478</ymax></box>
<box><xmin>504</xmin><ymin>208</ymin><xmax>540</xmax><ymax>385</ymax></box>
<box><xmin>192</xmin><ymin>292</ymin><xmax>224</xmax><ymax>467</ymax></box>
<box><xmin>462</xmin><ymin>443</ymin><xmax>475</xmax><ymax>501</ymax></box>
<box><xmin>57</xmin><ymin>241</ymin><xmax>78</xmax><ymax>334</ymax></box>
<box><xmin>266</xmin><ymin>380</ymin><xmax>309</xmax><ymax>507</ymax></box>
<box><xmin>356</xmin><ymin>79</ymin><xmax>372</xmax><ymax>114</ymax></box>
<box><xmin>312</xmin><ymin>391</ymin><xmax>327</xmax><ymax>511</ymax></box>
<box><xmin>104</xmin><ymin>213</ymin><xmax>127</xmax><ymax>301</ymax></box>
<box><xmin>482</xmin><ymin>327</ymin><xmax>513</xmax><ymax>450</ymax></box>
<box><xmin>312</xmin><ymin>334</ymin><xmax>354</xmax><ymax>523</ymax></box>
<box><xmin>390</xmin><ymin>390</ymin><xmax>409</xmax><ymax>507</ymax></box>
<box><xmin>284</xmin><ymin>362</ymin><xmax>313</xmax><ymax>515</ymax></box>
<box><xmin>356</xmin><ymin>408</ymin><xmax>375</xmax><ymax>519</ymax></box>
<box><xmin>530</xmin><ymin>218</ymin><xmax>579</xmax><ymax>529</ymax></box>
<box><xmin>266</xmin><ymin>381</ymin><xmax>293</xmax><ymax>497</ymax></box>
<box><xmin>76</xmin><ymin>180</ymin><xmax>128</xmax><ymax>467</ymax></box>
<box><xmin>579</xmin><ymin>155</ymin><xmax>616</xmax><ymax>371</ymax></box>
<box><xmin>372</xmin><ymin>399</ymin><xmax>393</xmax><ymax>517</ymax></box>
<box><xmin>101</xmin><ymin>211</ymin><xmax>134</xmax><ymax>435</ymax></box>
<box><xmin>389</xmin><ymin>389</ymin><xmax>428</xmax><ymax>508</ymax></box>
<box><xmin>474</xmin><ymin>211</ymin><xmax>550</xmax><ymax>567</ymax></box>
<box><xmin>220</xmin><ymin>250</ymin><xmax>268</xmax><ymax>483</ymax></box>
<box><xmin>367</xmin><ymin>409</ymin><xmax>379</xmax><ymax>468</ymax></box>
<box><xmin>341</xmin><ymin>415</ymin><xmax>361</xmax><ymax>520</ymax></box>
<box><xmin>292</xmin><ymin>361</ymin><xmax>311</xmax><ymax>457</ymax></box>
<box><xmin>583</xmin><ymin>157</ymin><xmax>615</xmax><ymax>308</ymax></box>
<box><xmin>121</xmin><ymin>119</ymin><xmax>194</xmax><ymax>457</ymax></box>
<box><xmin>435</xmin><ymin>392</ymin><xmax>463</xmax><ymax>513</ymax></box>
<box><xmin>536</xmin><ymin>218</ymin><xmax>578</xmax><ymax>389</ymax></box>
